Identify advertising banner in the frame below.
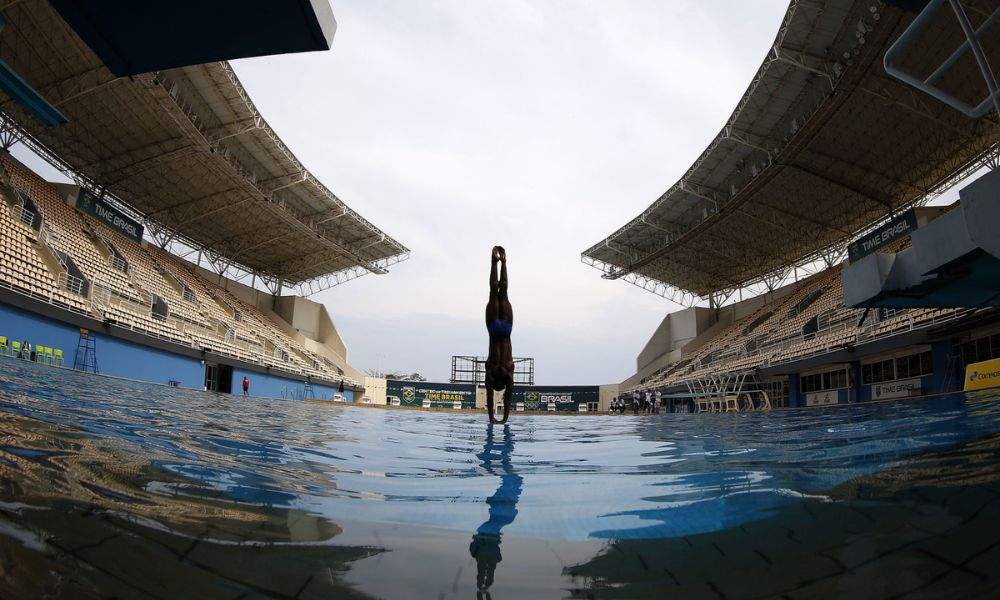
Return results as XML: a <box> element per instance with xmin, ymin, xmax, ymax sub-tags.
<box><xmin>386</xmin><ymin>380</ymin><xmax>476</xmax><ymax>408</ymax></box>
<box><xmin>872</xmin><ymin>377</ymin><xmax>922</xmax><ymax>400</ymax></box>
<box><xmin>805</xmin><ymin>390</ymin><xmax>837</xmax><ymax>406</ymax></box>
<box><xmin>510</xmin><ymin>385</ymin><xmax>599</xmax><ymax>412</ymax></box>
<box><xmin>965</xmin><ymin>357</ymin><xmax>1000</xmax><ymax>392</ymax></box>
<box><xmin>75</xmin><ymin>188</ymin><xmax>144</xmax><ymax>243</ymax></box>
<box><xmin>847</xmin><ymin>209</ymin><xmax>917</xmax><ymax>263</ymax></box>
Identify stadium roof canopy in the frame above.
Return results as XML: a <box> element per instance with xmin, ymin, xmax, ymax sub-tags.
<box><xmin>582</xmin><ymin>0</ymin><xmax>1000</xmax><ymax>304</ymax></box>
<box><xmin>0</xmin><ymin>0</ymin><xmax>407</xmax><ymax>295</ymax></box>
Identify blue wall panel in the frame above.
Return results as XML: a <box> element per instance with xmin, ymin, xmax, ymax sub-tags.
<box><xmin>231</xmin><ymin>367</ymin><xmax>352</xmax><ymax>402</ymax></box>
<box><xmin>1</xmin><ymin>301</ymin><xmax>81</xmax><ymax>359</ymax></box>
<box><xmin>99</xmin><ymin>337</ymin><xmax>202</xmax><ymax>387</ymax></box>
<box><xmin>1</xmin><ymin>301</ymin><xmax>352</xmax><ymax>401</ymax></box>
<box><xmin>1</xmin><ymin>301</ymin><xmax>202</xmax><ymax>387</ymax></box>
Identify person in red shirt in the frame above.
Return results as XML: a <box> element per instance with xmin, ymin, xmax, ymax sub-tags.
<box><xmin>242</xmin><ymin>376</ymin><xmax>250</xmax><ymax>397</ymax></box>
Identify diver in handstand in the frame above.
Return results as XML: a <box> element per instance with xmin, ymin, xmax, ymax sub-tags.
<box><xmin>485</xmin><ymin>246</ymin><xmax>514</xmax><ymax>424</ymax></box>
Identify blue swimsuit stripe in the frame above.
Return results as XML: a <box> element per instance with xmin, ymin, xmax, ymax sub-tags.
<box><xmin>488</xmin><ymin>319</ymin><xmax>513</xmax><ymax>337</ymax></box>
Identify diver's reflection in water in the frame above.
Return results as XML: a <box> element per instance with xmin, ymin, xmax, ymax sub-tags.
<box><xmin>469</xmin><ymin>423</ymin><xmax>522</xmax><ymax>596</ymax></box>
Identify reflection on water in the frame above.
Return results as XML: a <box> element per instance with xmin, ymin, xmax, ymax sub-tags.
<box><xmin>566</xmin><ymin>433</ymin><xmax>1000</xmax><ymax>599</ymax></box>
<box><xmin>469</xmin><ymin>423</ymin><xmax>522</xmax><ymax>593</ymax></box>
<box><xmin>1</xmin><ymin>357</ymin><xmax>1000</xmax><ymax>598</ymax></box>
<box><xmin>0</xmin><ymin>407</ymin><xmax>379</xmax><ymax>598</ymax></box>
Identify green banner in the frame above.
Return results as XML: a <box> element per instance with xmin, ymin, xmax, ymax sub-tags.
<box><xmin>75</xmin><ymin>189</ymin><xmax>144</xmax><ymax>243</ymax></box>
<box><xmin>512</xmin><ymin>386</ymin><xmax>599</xmax><ymax>411</ymax></box>
<box><xmin>387</xmin><ymin>380</ymin><xmax>477</xmax><ymax>409</ymax></box>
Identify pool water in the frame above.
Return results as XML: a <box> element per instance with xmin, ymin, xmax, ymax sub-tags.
<box><xmin>1</xmin><ymin>357</ymin><xmax>1000</xmax><ymax>598</ymax></box>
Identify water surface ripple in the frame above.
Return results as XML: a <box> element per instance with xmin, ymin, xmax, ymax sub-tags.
<box><xmin>1</xmin><ymin>358</ymin><xmax>1000</xmax><ymax>598</ymax></box>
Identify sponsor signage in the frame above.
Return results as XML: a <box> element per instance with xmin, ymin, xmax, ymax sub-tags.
<box><xmin>965</xmin><ymin>357</ymin><xmax>1000</xmax><ymax>392</ymax></box>
<box><xmin>872</xmin><ymin>377</ymin><xmax>922</xmax><ymax>400</ymax></box>
<box><xmin>847</xmin><ymin>209</ymin><xmax>918</xmax><ymax>263</ymax></box>
<box><xmin>511</xmin><ymin>385</ymin><xmax>599</xmax><ymax>412</ymax></box>
<box><xmin>386</xmin><ymin>380</ymin><xmax>476</xmax><ymax>408</ymax></box>
<box><xmin>75</xmin><ymin>189</ymin><xmax>144</xmax><ymax>243</ymax></box>
<box><xmin>805</xmin><ymin>390</ymin><xmax>838</xmax><ymax>406</ymax></box>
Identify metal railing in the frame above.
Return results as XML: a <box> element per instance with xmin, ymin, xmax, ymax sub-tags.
<box><xmin>57</xmin><ymin>271</ymin><xmax>86</xmax><ymax>296</ymax></box>
<box><xmin>0</xmin><ymin>279</ymin><xmax>91</xmax><ymax>317</ymax></box>
<box><xmin>11</xmin><ymin>204</ymin><xmax>33</xmax><ymax>227</ymax></box>
<box><xmin>109</xmin><ymin>254</ymin><xmax>127</xmax><ymax>273</ymax></box>
<box><xmin>89</xmin><ymin>281</ymin><xmax>111</xmax><ymax>308</ymax></box>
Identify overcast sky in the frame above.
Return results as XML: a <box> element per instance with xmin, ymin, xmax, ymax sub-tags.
<box><xmin>231</xmin><ymin>0</ymin><xmax>792</xmax><ymax>384</ymax></box>
<box><xmin>15</xmin><ymin>0</ymin><xmax>791</xmax><ymax>384</ymax></box>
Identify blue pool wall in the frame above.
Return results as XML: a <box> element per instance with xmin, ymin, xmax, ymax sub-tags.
<box><xmin>231</xmin><ymin>367</ymin><xmax>351</xmax><ymax>401</ymax></box>
<box><xmin>0</xmin><ymin>298</ymin><xmax>349</xmax><ymax>401</ymax></box>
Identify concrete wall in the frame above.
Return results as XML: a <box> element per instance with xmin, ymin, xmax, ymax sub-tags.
<box><xmin>273</xmin><ymin>295</ymin><xmax>354</xmax><ymax>379</ymax></box>
<box><xmin>599</xmin><ymin>384</ymin><xmax>620</xmax><ymax>411</ymax></box>
<box><xmin>363</xmin><ymin>376</ymin><xmax>387</xmax><ymax>404</ymax></box>
<box><xmin>636</xmin><ymin>306</ymin><xmax>716</xmax><ymax>374</ymax></box>
<box><xmin>275</xmin><ymin>294</ymin><xmax>322</xmax><ymax>339</ymax></box>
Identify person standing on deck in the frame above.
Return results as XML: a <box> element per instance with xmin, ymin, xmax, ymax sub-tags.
<box><xmin>485</xmin><ymin>246</ymin><xmax>514</xmax><ymax>424</ymax></box>
<box><xmin>242</xmin><ymin>376</ymin><xmax>250</xmax><ymax>397</ymax></box>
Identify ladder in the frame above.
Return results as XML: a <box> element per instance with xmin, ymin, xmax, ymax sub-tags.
<box><xmin>943</xmin><ymin>353</ymin><xmax>960</xmax><ymax>392</ymax></box>
<box><xmin>74</xmin><ymin>328</ymin><xmax>98</xmax><ymax>373</ymax></box>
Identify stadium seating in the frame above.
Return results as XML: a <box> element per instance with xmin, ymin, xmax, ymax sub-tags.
<box><xmin>1</xmin><ymin>185</ymin><xmax>91</xmax><ymax>313</ymax></box>
<box><xmin>1</xmin><ymin>157</ymin><xmax>356</xmax><ymax>386</ymax></box>
<box><xmin>639</xmin><ymin>254</ymin><xmax>965</xmax><ymax>393</ymax></box>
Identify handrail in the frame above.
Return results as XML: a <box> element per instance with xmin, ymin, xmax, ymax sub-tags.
<box><xmin>56</xmin><ymin>271</ymin><xmax>86</xmax><ymax>296</ymax></box>
<box><xmin>0</xmin><ymin>279</ymin><xmax>91</xmax><ymax>316</ymax></box>
<box><xmin>109</xmin><ymin>254</ymin><xmax>127</xmax><ymax>272</ymax></box>
<box><xmin>11</xmin><ymin>204</ymin><xmax>33</xmax><ymax>227</ymax></box>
